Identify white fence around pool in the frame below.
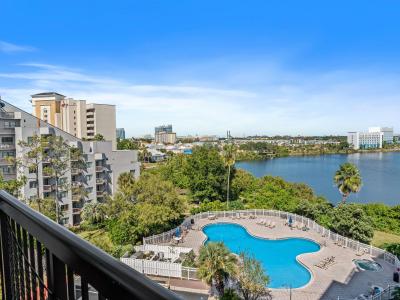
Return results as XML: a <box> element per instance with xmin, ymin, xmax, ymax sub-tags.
<box><xmin>143</xmin><ymin>209</ymin><xmax>400</xmax><ymax>269</ymax></box>
<box><xmin>120</xmin><ymin>258</ymin><xmax>198</xmax><ymax>280</ymax></box>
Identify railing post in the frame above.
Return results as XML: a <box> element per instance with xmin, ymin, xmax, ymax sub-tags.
<box><xmin>0</xmin><ymin>211</ymin><xmax>12</xmax><ymax>299</ymax></box>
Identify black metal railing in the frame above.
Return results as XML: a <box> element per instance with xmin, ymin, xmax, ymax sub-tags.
<box><xmin>0</xmin><ymin>190</ymin><xmax>180</xmax><ymax>300</ymax></box>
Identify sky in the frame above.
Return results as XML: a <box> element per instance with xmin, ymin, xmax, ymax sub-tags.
<box><xmin>1</xmin><ymin>0</ymin><xmax>400</xmax><ymax>137</ymax></box>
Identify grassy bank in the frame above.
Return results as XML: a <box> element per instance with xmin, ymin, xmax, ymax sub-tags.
<box><xmin>372</xmin><ymin>231</ymin><xmax>400</xmax><ymax>248</ymax></box>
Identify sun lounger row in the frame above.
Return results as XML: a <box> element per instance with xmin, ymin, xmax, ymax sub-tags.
<box><xmin>230</xmin><ymin>213</ymin><xmax>256</xmax><ymax>220</ymax></box>
<box><xmin>286</xmin><ymin>221</ymin><xmax>309</xmax><ymax>231</ymax></box>
<box><xmin>315</xmin><ymin>256</ymin><xmax>336</xmax><ymax>269</ymax></box>
<box><xmin>256</xmin><ymin>219</ymin><xmax>276</xmax><ymax>228</ymax></box>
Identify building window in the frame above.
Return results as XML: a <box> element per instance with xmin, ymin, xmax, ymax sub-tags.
<box><xmin>4</xmin><ymin>121</ymin><xmax>17</xmax><ymax>128</ymax></box>
<box><xmin>29</xmin><ymin>181</ymin><xmax>37</xmax><ymax>189</ymax></box>
<box><xmin>86</xmin><ymin>174</ymin><xmax>92</xmax><ymax>181</ymax></box>
<box><xmin>1</xmin><ymin>137</ymin><xmax>13</xmax><ymax>143</ymax></box>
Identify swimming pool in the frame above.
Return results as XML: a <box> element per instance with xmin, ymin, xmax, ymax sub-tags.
<box><xmin>203</xmin><ymin>223</ymin><xmax>320</xmax><ymax>288</ymax></box>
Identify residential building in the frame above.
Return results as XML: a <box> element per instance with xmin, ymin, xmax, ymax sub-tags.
<box><xmin>116</xmin><ymin>128</ymin><xmax>126</xmax><ymax>140</ymax></box>
<box><xmin>347</xmin><ymin>127</ymin><xmax>394</xmax><ymax>150</ymax></box>
<box><xmin>368</xmin><ymin>127</ymin><xmax>394</xmax><ymax>144</ymax></box>
<box><xmin>1</xmin><ymin>99</ymin><xmax>140</xmax><ymax>226</ymax></box>
<box><xmin>147</xmin><ymin>148</ymin><xmax>167</xmax><ymax>162</ymax></box>
<box><xmin>155</xmin><ymin>124</ymin><xmax>173</xmax><ymax>135</ymax></box>
<box><xmin>31</xmin><ymin>92</ymin><xmax>117</xmax><ymax>149</ymax></box>
<box><xmin>155</xmin><ymin>131</ymin><xmax>177</xmax><ymax>144</ymax></box>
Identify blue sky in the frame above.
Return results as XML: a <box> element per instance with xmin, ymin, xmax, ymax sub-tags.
<box><xmin>1</xmin><ymin>0</ymin><xmax>400</xmax><ymax>137</ymax></box>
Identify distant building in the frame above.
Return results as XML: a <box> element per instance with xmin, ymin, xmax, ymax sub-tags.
<box><xmin>347</xmin><ymin>127</ymin><xmax>394</xmax><ymax>150</ymax></box>
<box><xmin>116</xmin><ymin>128</ymin><xmax>126</xmax><ymax>140</ymax></box>
<box><xmin>147</xmin><ymin>148</ymin><xmax>167</xmax><ymax>162</ymax></box>
<box><xmin>155</xmin><ymin>132</ymin><xmax>177</xmax><ymax>144</ymax></box>
<box><xmin>155</xmin><ymin>124</ymin><xmax>173</xmax><ymax>135</ymax></box>
<box><xmin>31</xmin><ymin>92</ymin><xmax>117</xmax><ymax>149</ymax></box>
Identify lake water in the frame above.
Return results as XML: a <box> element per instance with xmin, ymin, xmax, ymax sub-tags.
<box><xmin>236</xmin><ymin>152</ymin><xmax>400</xmax><ymax>206</ymax></box>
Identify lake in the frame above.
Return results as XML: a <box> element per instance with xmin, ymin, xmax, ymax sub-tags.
<box><xmin>236</xmin><ymin>152</ymin><xmax>400</xmax><ymax>206</ymax></box>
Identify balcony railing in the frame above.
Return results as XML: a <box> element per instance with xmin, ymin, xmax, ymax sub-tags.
<box><xmin>0</xmin><ymin>111</ymin><xmax>15</xmax><ymax>119</ymax></box>
<box><xmin>43</xmin><ymin>185</ymin><xmax>55</xmax><ymax>192</ymax></box>
<box><xmin>96</xmin><ymin>178</ymin><xmax>105</xmax><ymax>185</ymax></box>
<box><xmin>0</xmin><ymin>143</ymin><xmax>15</xmax><ymax>150</ymax></box>
<box><xmin>0</xmin><ymin>190</ymin><xmax>179</xmax><ymax>300</ymax></box>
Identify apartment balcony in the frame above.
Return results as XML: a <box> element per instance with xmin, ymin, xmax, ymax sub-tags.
<box><xmin>0</xmin><ymin>190</ymin><xmax>178</xmax><ymax>300</ymax></box>
<box><xmin>96</xmin><ymin>191</ymin><xmax>106</xmax><ymax>197</ymax></box>
<box><xmin>43</xmin><ymin>184</ymin><xmax>55</xmax><ymax>192</ymax></box>
<box><xmin>96</xmin><ymin>178</ymin><xmax>106</xmax><ymax>185</ymax></box>
<box><xmin>72</xmin><ymin>195</ymin><xmax>83</xmax><ymax>202</ymax></box>
<box><xmin>72</xmin><ymin>207</ymin><xmax>82</xmax><ymax>214</ymax></box>
<box><xmin>95</xmin><ymin>166</ymin><xmax>104</xmax><ymax>172</ymax></box>
<box><xmin>41</xmin><ymin>141</ymin><xmax>50</xmax><ymax>149</ymax></box>
<box><xmin>71</xmin><ymin>168</ymin><xmax>83</xmax><ymax>175</ymax></box>
<box><xmin>0</xmin><ymin>143</ymin><xmax>15</xmax><ymax>150</ymax></box>
<box><xmin>0</xmin><ymin>111</ymin><xmax>15</xmax><ymax>119</ymax></box>
<box><xmin>72</xmin><ymin>181</ymin><xmax>84</xmax><ymax>187</ymax></box>
<box><xmin>0</xmin><ymin>157</ymin><xmax>13</xmax><ymax>165</ymax></box>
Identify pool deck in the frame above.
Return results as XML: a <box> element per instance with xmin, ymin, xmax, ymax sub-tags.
<box><xmin>166</xmin><ymin>216</ymin><xmax>397</xmax><ymax>300</ymax></box>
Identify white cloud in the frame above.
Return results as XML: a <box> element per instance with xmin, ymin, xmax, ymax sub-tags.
<box><xmin>0</xmin><ymin>41</ymin><xmax>36</xmax><ymax>53</ymax></box>
<box><xmin>0</xmin><ymin>62</ymin><xmax>399</xmax><ymax>137</ymax></box>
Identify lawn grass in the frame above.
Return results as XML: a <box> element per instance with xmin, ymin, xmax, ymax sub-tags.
<box><xmin>372</xmin><ymin>230</ymin><xmax>400</xmax><ymax>248</ymax></box>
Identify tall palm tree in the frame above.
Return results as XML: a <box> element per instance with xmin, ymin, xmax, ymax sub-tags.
<box><xmin>334</xmin><ymin>163</ymin><xmax>362</xmax><ymax>204</ymax></box>
<box><xmin>223</xmin><ymin>144</ymin><xmax>236</xmax><ymax>209</ymax></box>
<box><xmin>197</xmin><ymin>242</ymin><xmax>237</xmax><ymax>296</ymax></box>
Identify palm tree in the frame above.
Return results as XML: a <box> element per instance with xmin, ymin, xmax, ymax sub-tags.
<box><xmin>197</xmin><ymin>242</ymin><xmax>237</xmax><ymax>296</ymax></box>
<box><xmin>333</xmin><ymin>163</ymin><xmax>362</xmax><ymax>204</ymax></box>
<box><xmin>223</xmin><ymin>144</ymin><xmax>236</xmax><ymax>209</ymax></box>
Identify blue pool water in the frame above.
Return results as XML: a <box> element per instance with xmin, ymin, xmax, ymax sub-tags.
<box><xmin>203</xmin><ymin>223</ymin><xmax>320</xmax><ymax>288</ymax></box>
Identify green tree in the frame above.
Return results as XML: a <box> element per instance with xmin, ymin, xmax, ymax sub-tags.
<box><xmin>331</xmin><ymin>204</ymin><xmax>374</xmax><ymax>244</ymax></box>
<box><xmin>185</xmin><ymin>146</ymin><xmax>227</xmax><ymax>202</ymax></box>
<box><xmin>81</xmin><ymin>202</ymin><xmax>108</xmax><ymax>225</ymax></box>
<box><xmin>93</xmin><ymin>134</ymin><xmax>105</xmax><ymax>141</ymax></box>
<box><xmin>236</xmin><ymin>253</ymin><xmax>271</xmax><ymax>300</ymax></box>
<box><xmin>230</xmin><ymin>169</ymin><xmax>258</xmax><ymax>200</ymax></box>
<box><xmin>222</xmin><ymin>144</ymin><xmax>237</xmax><ymax>208</ymax></box>
<box><xmin>29</xmin><ymin>197</ymin><xmax>57</xmax><ymax>221</ymax></box>
<box><xmin>44</xmin><ymin>136</ymin><xmax>71</xmax><ymax>224</ymax></box>
<box><xmin>161</xmin><ymin>154</ymin><xmax>190</xmax><ymax>189</ymax></box>
<box><xmin>334</xmin><ymin>163</ymin><xmax>362</xmax><ymax>204</ymax></box>
<box><xmin>197</xmin><ymin>242</ymin><xmax>237</xmax><ymax>296</ymax></box>
<box><xmin>117</xmin><ymin>171</ymin><xmax>136</xmax><ymax>200</ymax></box>
<box><xmin>14</xmin><ymin>134</ymin><xmax>45</xmax><ymax>210</ymax></box>
<box><xmin>0</xmin><ymin>174</ymin><xmax>26</xmax><ymax>198</ymax></box>
<box><xmin>385</xmin><ymin>243</ymin><xmax>400</xmax><ymax>259</ymax></box>
<box><xmin>117</xmin><ymin>139</ymin><xmax>139</xmax><ymax>150</ymax></box>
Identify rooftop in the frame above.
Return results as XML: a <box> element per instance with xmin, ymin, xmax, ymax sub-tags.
<box><xmin>31</xmin><ymin>92</ymin><xmax>66</xmax><ymax>98</ymax></box>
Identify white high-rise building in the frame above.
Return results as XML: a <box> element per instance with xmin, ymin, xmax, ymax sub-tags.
<box><xmin>31</xmin><ymin>93</ymin><xmax>117</xmax><ymax>149</ymax></box>
<box><xmin>347</xmin><ymin>127</ymin><xmax>394</xmax><ymax>150</ymax></box>
<box><xmin>1</xmin><ymin>99</ymin><xmax>140</xmax><ymax>226</ymax></box>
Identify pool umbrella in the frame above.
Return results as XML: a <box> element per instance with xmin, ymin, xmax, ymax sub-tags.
<box><xmin>175</xmin><ymin>227</ymin><xmax>181</xmax><ymax>237</ymax></box>
<box><xmin>288</xmin><ymin>216</ymin><xmax>293</xmax><ymax>226</ymax></box>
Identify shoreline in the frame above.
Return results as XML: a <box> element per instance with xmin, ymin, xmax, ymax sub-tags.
<box><xmin>236</xmin><ymin>148</ymin><xmax>400</xmax><ymax>161</ymax></box>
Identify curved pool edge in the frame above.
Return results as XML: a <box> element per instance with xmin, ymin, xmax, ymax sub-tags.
<box><xmin>200</xmin><ymin>221</ymin><xmax>323</xmax><ymax>290</ymax></box>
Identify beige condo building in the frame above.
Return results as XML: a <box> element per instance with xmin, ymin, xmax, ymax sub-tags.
<box><xmin>31</xmin><ymin>92</ymin><xmax>117</xmax><ymax>149</ymax></box>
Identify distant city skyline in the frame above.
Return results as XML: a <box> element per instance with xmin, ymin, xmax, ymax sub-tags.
<box><xmin>1</xmin><ymin>1</ymin><xmax>400</xmax><ymax>137</ymax></box>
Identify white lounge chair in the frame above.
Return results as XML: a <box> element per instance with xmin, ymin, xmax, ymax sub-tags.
<box><xmin>257</xmin><ymin>219</ymin><xmax>266</xmax><ymax>225</ymax></box>
<box><xmin>269</xmin><ymin>221</ymin><xmax>276</xmax><ymax>229</ymax></box>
